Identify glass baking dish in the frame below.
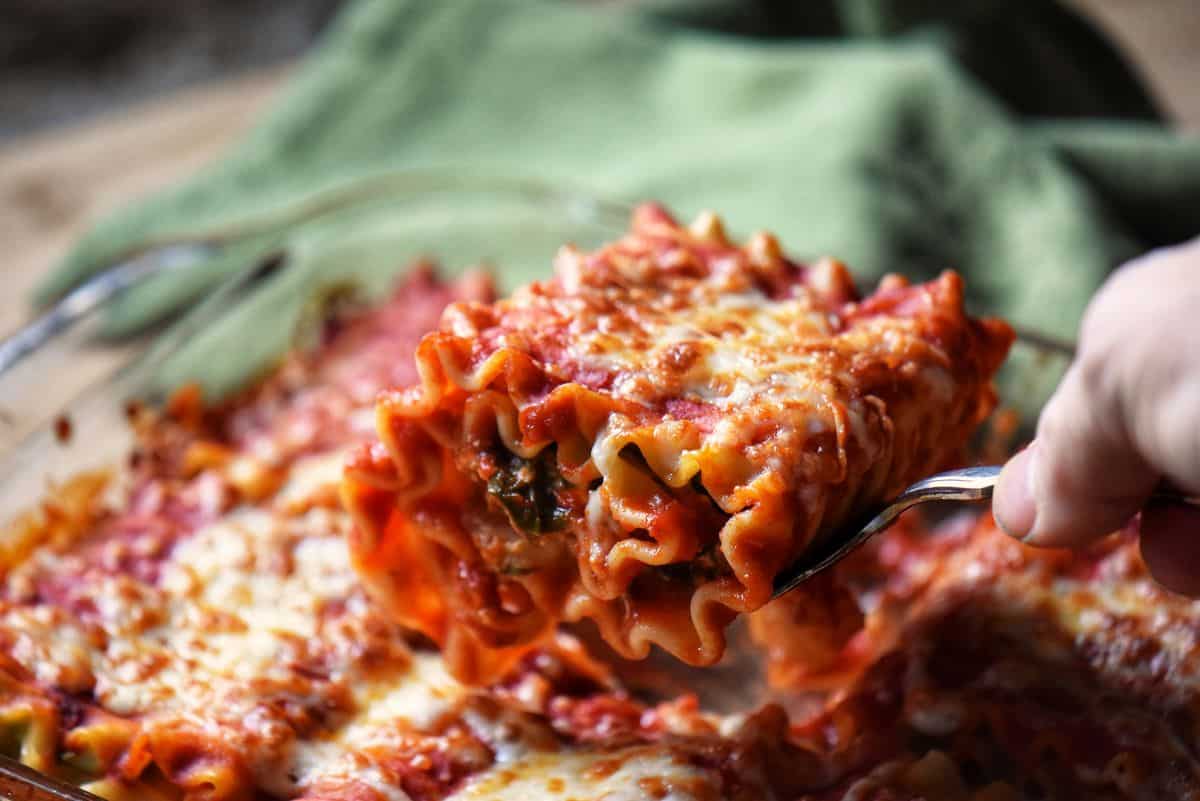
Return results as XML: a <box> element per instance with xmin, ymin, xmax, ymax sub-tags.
<box><xmin>0</xmin><ymin>173</ymin><xmax>632</xmax><ymax>521</ymax></box>
<box><xmin>0</xmin><ymin>171</ymin><xmax>1072</xmax><ymax>713</ymax></box>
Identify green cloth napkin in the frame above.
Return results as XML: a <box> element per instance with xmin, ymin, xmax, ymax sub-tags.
<box><xmin>36</xmin><ymin>0</ymin><xmax>1200</xmax><ymax>410</ymax></box>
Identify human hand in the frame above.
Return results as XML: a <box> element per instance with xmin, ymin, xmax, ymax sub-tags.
<box><xmin>993</xmin><ymin>237</ymin><xmax>1200</xmax><ymax>594</ymax></box>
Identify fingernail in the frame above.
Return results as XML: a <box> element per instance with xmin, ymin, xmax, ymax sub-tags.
<box><xmin>994</xmin><ymin>444</ymin><xmax>1038</xmax><ymax>541</ymax></box>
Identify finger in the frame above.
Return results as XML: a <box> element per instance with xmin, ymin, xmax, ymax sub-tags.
<box><xmin>994</xmin><ymin>359</ymin><xmax>1157</xmax><ymax>547</ymax></box>
<box><xmin>1139</xmin><ymin>502</ymin><xmax>1200</xmax><ymax>596</ymax></box>
<box><xmin>993</xmin><ymin>445</ymin><xmax>1036</xmax><ymax>538</ymax></box>
<box><xmin>993</xmin><ymin>239</ymin><xmax>1200</xmax><ymax>547</ymax></box>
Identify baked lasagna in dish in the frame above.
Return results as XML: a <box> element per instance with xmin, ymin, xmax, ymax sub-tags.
<box><xmin>342</xmin><ymin>204</ymin><xmax>1013</xmax><ymax>683</ymax></box>
<box><xmin>0</xmin><ymin>269</ymin><xmax>820</xmax><ymax>801</ymax></box>
<box><xmin>3</xmin><ymin>206</ymin><xmax>1194</xmax><ymax>801</ymax></box>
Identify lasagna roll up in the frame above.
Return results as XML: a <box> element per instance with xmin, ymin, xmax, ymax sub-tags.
<box><xmin>343</xmin><ymin>205</ymin><xmax>1013</xmax><ymax>683</ymax></box>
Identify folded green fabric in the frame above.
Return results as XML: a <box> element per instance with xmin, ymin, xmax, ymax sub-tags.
<box><xmin>37</xmin><ymin>0</ymin><xmax>1200</xmax><ymax>411</ymax></box>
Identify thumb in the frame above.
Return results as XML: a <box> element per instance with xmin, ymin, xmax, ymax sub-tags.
<box><xmin>994</xmin><ymin>238</ymin><xmax>1200</xmax><ymax>552</ymax></box>
<box><xmin>993</xmin><ymin>375</ymin><xmax>1157</xmax><ymax>549</ymax></box>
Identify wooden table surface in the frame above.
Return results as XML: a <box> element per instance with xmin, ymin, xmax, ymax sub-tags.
<box><xmin>1</xmin><ymin>0</ymin><xmax>1196</xmax><ymax>337</ymax></box>
<box><xmin>0</xmin><ymin>67</ymin><xmax>287</xmax><ymax>336</ymax></box>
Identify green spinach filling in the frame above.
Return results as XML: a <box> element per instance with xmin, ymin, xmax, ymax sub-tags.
<box><xmin>486</xmin><ymin>447</ymin><xmax>573</xmax><ymax>536</ymax></box>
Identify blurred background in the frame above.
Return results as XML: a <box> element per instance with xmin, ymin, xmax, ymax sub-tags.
<box><xmin>0</xmin><ymin>0</ymin><xmax>343</xmax><ymax>139</ymax></box>
<box><xmin>1</xmin><ymin>0</ymin><xmax>1197</xmax><ymax>140</ymax></box>
<box><xmin>0</xmin><ymin>0</ymin><xmax>1197</xmax><ymax>335</ymax></box>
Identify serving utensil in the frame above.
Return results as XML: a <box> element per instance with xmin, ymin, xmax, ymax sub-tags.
<box><xmin>0</xmin><ymin>755</ymin><xmax>104</xmax><ymax>801</ymax></box>
<box><xmin>772</xmin><ymin>465</ymin><xmax>1199</xmax><ymax>597</ymax></box>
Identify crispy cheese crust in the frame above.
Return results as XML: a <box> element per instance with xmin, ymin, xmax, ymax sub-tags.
<box><xmin>343</xmin><ymin>204</ymin><xmax>1013</xmax><ymax>683</ymax></box>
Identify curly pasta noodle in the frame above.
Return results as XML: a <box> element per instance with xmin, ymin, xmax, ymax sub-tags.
<box><xmin>343</xmin><ymin>204</ymin><xmax>1013</xmax><ymax>683</ymax></box>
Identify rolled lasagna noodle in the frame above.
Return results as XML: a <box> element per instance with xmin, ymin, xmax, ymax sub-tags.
<box><xmin>343</xmin><ymin>204</ymin><xmax>1013</xmax><ymax>683</ymax></box>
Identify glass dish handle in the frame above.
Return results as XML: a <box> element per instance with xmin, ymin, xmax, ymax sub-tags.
<box><xmin>0</xmin><ymin>244</ymin><xmax>213</xmax><ymax>454</ymax></box>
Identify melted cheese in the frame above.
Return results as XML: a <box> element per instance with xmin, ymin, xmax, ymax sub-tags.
<box><xmin>288</xmin><ymin>652</ymin><xmax>466</xmax><ymax>794</ymax></box>
<box><xmin>449</xmin><ymin>748</ymin><xmax>715</xmax><ymax>801</ymax></box>
<box><xmin>1</xmin><ymin>440</ymin><xmax>766</xmax><ymax>801</ymax></box>
<box><xmin>1</xmin><ymin>450</ymin><xmax>469</xmax><ymax>794</ymax></box>
<box><xmin>597</xmin><ymin>289</ymin><xmax>838</xmax><ymax>408</ymax></box>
